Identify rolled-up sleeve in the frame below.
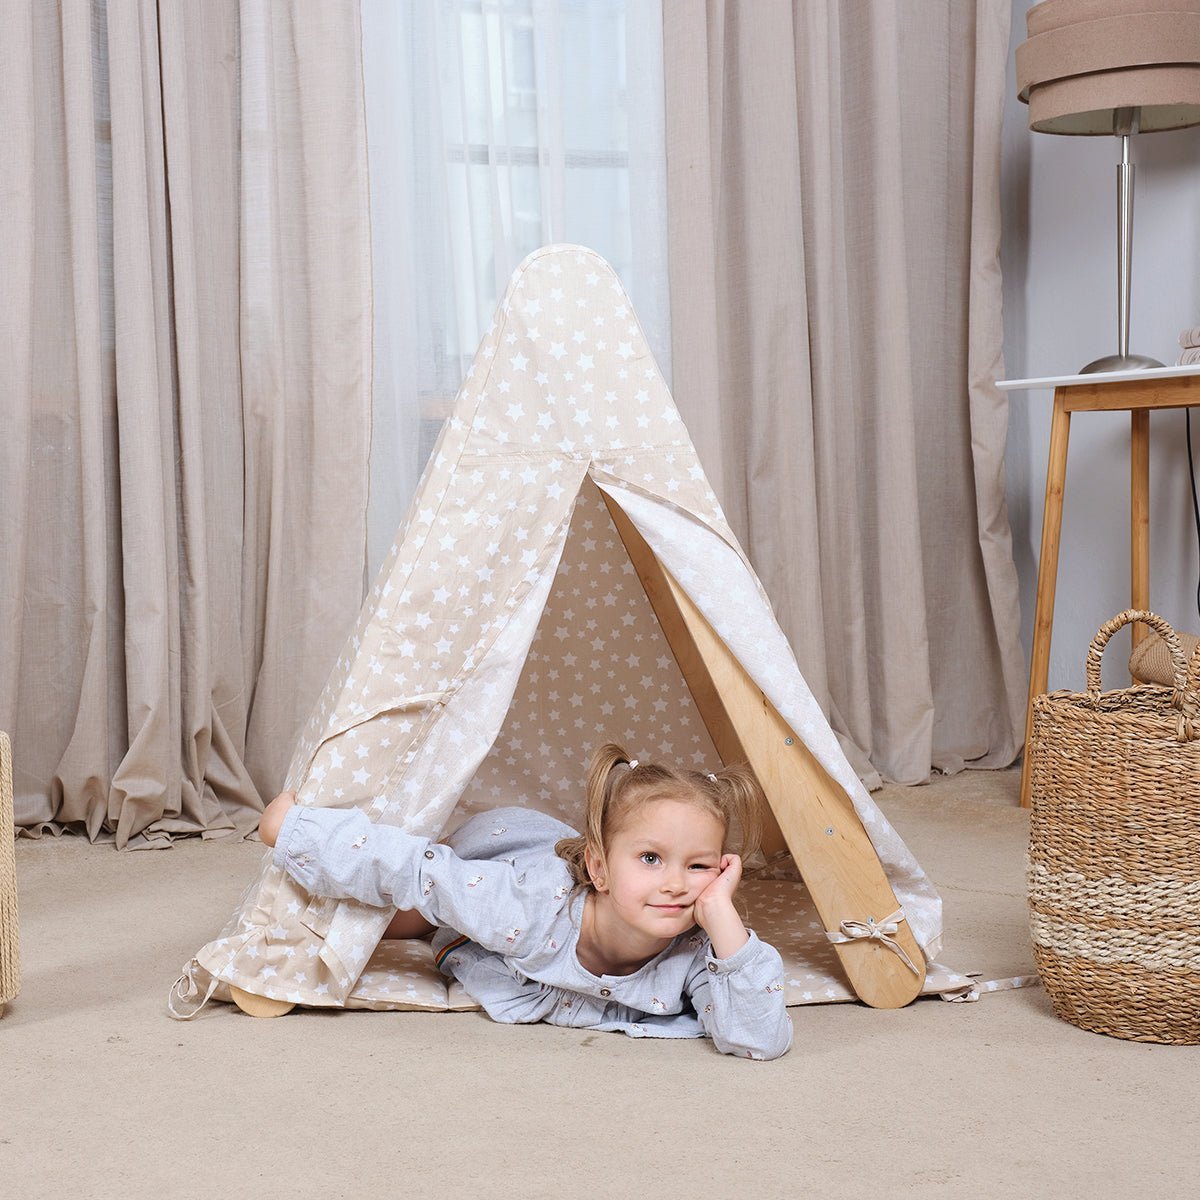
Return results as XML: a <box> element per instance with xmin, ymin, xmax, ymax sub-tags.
<box><xmin>272</xmin><ymin>806</ymin><xmax>547</xmax><ymax>957</ymax></box>
<box><xmin>686</xmin><ymin>931</ymin><xmax>793</xmax><ymax>1060</ymax></box>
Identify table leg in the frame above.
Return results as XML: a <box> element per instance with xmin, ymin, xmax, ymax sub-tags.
<box><xmin>1020</xmin><ymin>390</ymin><xmax>1071</xmax><ymax>808</ymax></box>
<box><xmin>1131</xmin><ymin>408</ymin><xmax>1150</xmax><ymax>649</ymax></box>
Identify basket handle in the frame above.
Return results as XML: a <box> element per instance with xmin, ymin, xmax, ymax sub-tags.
<box><xmin>1085</xmin><ymin>611</ymin><xmax>1200</xmax><ymax>740</ymax></box>
<box><xmin>1085</xmin><ymin>610</ymin><xmax>1187</xmax><ymax>700</ymax></box>
<box><xmin>1188</xmin><ymin>643</ymin><xmax>1200</xmax><ymax>707</ymax></box>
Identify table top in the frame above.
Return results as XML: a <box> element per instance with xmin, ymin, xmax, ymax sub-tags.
<box><xmin>998</xmin><ymin>364</ymin><xmax>1200</xmax><ymax>391</ymax></box>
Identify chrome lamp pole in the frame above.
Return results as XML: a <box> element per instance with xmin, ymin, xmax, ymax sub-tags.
<box><xmin>1082</xmin><ymin>107</ymin><xmax>1164</xmax><ymax>373</ymax></box>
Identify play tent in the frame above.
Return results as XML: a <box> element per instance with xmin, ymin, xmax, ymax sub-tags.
<box><xmin>172</xmin><ymin>245</ymin><xmax>973</xmax><ymax>1019</ymax></box>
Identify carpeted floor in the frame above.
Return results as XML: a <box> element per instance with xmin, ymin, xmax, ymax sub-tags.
<box><xmin>2</xmin><ymin>767</ymin><xmax>1196</xmax><ymax>1199</ymax></box>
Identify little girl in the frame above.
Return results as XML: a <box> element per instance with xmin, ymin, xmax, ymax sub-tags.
<box><xmin>259</xmin><ymin>743</ymin><xmax>793</xmax><ymax>1060</ymax></box>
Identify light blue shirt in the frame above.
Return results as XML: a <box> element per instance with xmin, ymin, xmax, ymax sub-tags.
<box><xmin>274</xmin><ymin>804</ymin><xmax>793</xmax><ymax>1060</ymax></box>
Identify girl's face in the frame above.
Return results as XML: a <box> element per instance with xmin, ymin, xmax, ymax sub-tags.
<box><xmin>588</xmin><ymin>796</ymin><xmax>725</xmax><ymax>942</ymax></box>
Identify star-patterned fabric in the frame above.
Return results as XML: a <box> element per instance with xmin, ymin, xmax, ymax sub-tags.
<box><xmin>183</xmin><ymin>245</ymin><xmax>945</xmax><ymax>1012</ymax></box>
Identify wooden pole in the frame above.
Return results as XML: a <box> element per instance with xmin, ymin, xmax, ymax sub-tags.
<box><xmin>1020</xmin><ymin>391</ymin><xmax>1072</xmax><ymax>808</ymax></box>
<box><xmin>1131</xmin><ymin>408</ymin><xmax>1151</xmax><ymax>650</ymax></box>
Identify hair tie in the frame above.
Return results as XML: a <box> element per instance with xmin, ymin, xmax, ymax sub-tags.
<box><xmin>706</xmin><ymin>772</ymin><xmax>717</xmax><ymax>782</ymax></box>
<box><xmin>627</xmin><ymin>759</ymin><xmax>639</xmax><ymax>770</ymax></box>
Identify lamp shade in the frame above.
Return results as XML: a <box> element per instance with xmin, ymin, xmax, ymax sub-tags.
<box><xmin>1016</xmin><ymin>0</ymin><xmax>1200</xmax><ymax>133</ymax></box>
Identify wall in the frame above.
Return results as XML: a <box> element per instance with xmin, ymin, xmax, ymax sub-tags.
<box><xmin>1002</xmin><ymin>0</ymin><xmax>1200</xmax><ymax>690</ymax></box>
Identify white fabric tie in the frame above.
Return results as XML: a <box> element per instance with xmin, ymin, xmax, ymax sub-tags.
<box><xmin>824</xmin><ymin>907</ymin><xmax>921</xmax><ymax>976</ymax></box>
<box><xmin>166</xmin><ymin>960</ymin><xmax>219</xmax><ymax>1020</ymax></box>
<box><xmin>937</xmin><ymin>972</ymin><xmax>1042</xmax><ymax>1003</ymax></box>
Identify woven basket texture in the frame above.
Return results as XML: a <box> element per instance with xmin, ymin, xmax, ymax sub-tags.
<box><xmin>1028</xmin><ymin>612</ymin><xmax>1200</xmax><ymax>1044</ymax></box>
<box><xmin>1</xmin><ymin>731</ymin><xmax>19</xmax><ymax>1009</ymax></box>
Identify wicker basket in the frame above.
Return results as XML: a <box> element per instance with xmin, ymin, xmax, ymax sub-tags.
<box><xmin>1028</xmin><ymin>611</ymin><xmax>1200</xmax><ymax>1044</ymax></box>
<box><xmin>1</xmin><ymin>731</ymin><xmax>19</xmax><ymax>1016</ymax></box>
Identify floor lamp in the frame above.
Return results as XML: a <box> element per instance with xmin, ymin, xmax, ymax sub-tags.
<box><xmin>1016</xmin><ymin>0</ymin><xmax>1200</xmax><ymax>373</ymax></box>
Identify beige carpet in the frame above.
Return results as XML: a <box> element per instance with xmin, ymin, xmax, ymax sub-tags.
<box><xmin>2</xmin><ymin>767</ymin><xmax>1197</xmax><ymax>1199</ymax></box>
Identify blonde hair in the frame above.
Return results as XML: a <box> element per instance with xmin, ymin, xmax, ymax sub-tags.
<box><xmin>555</xmin><ymin>742</ymin><xmax>765</xmax><ymax>888</ymax></box>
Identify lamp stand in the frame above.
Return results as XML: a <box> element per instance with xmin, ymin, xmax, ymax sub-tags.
<box><xmin>1081</xmin><ymin>108</ymin><xmax>1163</xmax><ymax>374</ymax></box>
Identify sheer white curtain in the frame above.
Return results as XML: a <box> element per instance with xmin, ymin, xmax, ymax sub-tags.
<box><xmin>361</xmin><ymin>0</ymin><xmax>669</xmax><ymax>575</ymax></box>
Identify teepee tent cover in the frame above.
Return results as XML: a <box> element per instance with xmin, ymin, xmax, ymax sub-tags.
<box><xmin>177</xmin><ymin>246</ymin><xmax>966</xmax><ymax>1016</ymax></box>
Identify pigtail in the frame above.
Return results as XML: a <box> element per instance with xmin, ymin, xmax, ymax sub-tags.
<box><xmin>706</xmin><ymin>763</ymin><xmax>766</xmax><ymax>861</ymax></box>
<box><xmin>553</xmin><ymin>835</ymin><xmax>590</xmax><ymax>886</ymax></box>
<box><xmin>585</xmin><ymin>741</ymin><xmax>632</xmax><ymax>844</ymax></box>
<box><xmin>554</xmin><ymin>742</ymin><xmax>632</xmax><ymax>885</ymax></box>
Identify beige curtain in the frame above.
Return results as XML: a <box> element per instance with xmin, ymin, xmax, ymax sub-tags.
<box><xmin>0</xmin><ymin>0</ymin><xmax>371</xmax><ymax>847</ymax></box>
<box><xmin>662</xmin><ymin>0</ymin><xmax>1025</xmax><ymax>786</ymax></box>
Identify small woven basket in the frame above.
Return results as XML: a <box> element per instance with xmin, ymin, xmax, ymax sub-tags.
<box><xmin>1</xmin><ymin>731</ymin><xmax>19</xmax><ymax>1015</ymax></box>
<box><xmin>1028</xmin><ymin>611</ymin><xmax>1200</xmax><ymax>1044</ymax></box>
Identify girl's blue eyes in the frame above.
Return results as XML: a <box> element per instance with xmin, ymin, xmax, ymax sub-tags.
<box><xmin>638</xmin><ymin>852</ymin><xmax>715</xmax><ymax>869</ymax></box>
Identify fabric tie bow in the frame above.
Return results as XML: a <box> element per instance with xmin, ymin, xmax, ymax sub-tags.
<box><xmin>824</xmin><ymin>907</ymin><xmax>920</xmax><ymax>976</ymax></box>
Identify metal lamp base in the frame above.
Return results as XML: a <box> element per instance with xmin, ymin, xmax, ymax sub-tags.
<box><xmin>1078</xmin><ymin>118</ymin><xmax>1166</xmax><ymax>379</ymax></box>
<box><xmin>1080</xmin><ymin>352</ymin><xmax>1164</xmax><ymax>374</ymax></box>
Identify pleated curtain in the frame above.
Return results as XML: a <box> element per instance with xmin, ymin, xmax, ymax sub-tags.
<box><xmin>1</xmin><ymin>0</ymin><xmax>1029</xmax><ymax>852</ymax></box>
<box><xmin>661</xmin><ymin>0</ymin><xmax>1026</xmax><ymax>786</ymax></box>
<box><xmin>0</xmin><ymin>0</ymin><xmax>371</xmax><ymax>846</ymax></box>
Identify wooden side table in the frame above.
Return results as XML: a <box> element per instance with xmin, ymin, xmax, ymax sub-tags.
<box><xmin>998</xmin><ymin>365</ymin><xmax>1200</xmax><ymax>808</ymax></box>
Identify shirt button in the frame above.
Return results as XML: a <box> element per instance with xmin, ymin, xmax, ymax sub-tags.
<box><xmin>707</xmin><ymin>962</ymin><xmax>718</xmax><ymax>973</ymax></box>
<box><xmin>599</xmin><ymin>987</ymin><xmax>611</xmax><ymax>998</ymax></box>
<box><xmin>423</xmin><ymin>849</ymin><xmax>435</xmax><ymax>860</ymax></box>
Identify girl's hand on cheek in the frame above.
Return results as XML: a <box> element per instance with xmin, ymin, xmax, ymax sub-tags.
<box><xmin>693</xmin><ymin>853</ymin><xmax>742</xmax><ymax>926</ymax></box>
<box><xmin>693</xmin><ymin>855</ymin><xmax>750</xmax><ymax>959</ymax></box>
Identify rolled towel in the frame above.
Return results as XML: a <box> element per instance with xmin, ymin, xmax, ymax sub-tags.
<box><xmin>1179</xmin><ymin>346</ymin><xmax>1200</xmax><ymax>366</ymax></box>
<box><xmin>1179</xmin><ymin>326</ymin><xmax>1200</xmax><ymax>349</ymax></box>
<box><xmin>1128</xmin><ymin>627</ymin><xmax>1200</xmax><ymax>687</ymax></box>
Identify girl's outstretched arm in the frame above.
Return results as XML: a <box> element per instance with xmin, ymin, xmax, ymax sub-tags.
<box><xmin>268</xmin><ymin>802</ymin><xmax>555</xmax><ymax>959</ymax></box>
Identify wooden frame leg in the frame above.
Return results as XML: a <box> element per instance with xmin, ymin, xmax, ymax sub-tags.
<box><xmin>1131</xmin><ymin>408</ymin><xmax>1150</xmax><ymax>651</ymax></box>
<box><xmin>230</xmin><ymin>985</ymin><xmax>295</xmax><ymax>1018</ymax></box>
<box><xmin>1020</xmin><ymin>390</ymin><xmax>1071</xmax><ymax>808</ymax></box>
